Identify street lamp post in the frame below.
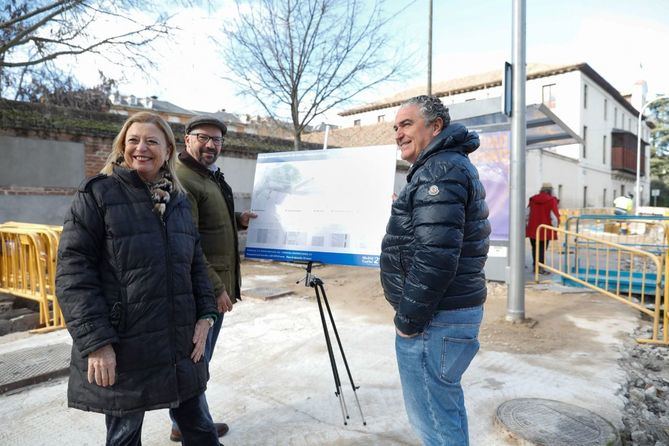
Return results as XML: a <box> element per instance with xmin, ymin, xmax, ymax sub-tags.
<box><xmin>636</xmin><ymin>95</ymin><xmax>668</xmax><ymax>212</ymax></box>
<box><xmin>507</xmin><ymin>0</ymin><xmax>526</xmax><ymax>322</ymax></box>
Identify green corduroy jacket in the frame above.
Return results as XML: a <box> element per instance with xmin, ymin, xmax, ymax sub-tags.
<box><xmin>176</xmin><ymin>150</ymin><xmax>245</xmax><ymax>303</ymax></box>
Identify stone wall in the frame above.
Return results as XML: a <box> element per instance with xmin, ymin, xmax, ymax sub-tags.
<box><xmin>0</xmin><ymin>100</ymin><xmax>319</xmax><ymax>224</ymax></box>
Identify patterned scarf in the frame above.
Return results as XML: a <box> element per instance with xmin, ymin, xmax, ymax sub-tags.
<box><xmin>147</xmin><ymin>172</ymin><xmax>173</xmax><ymax>218</ymax></box>
<box><xmin>114</xmin><ymin>157</ymin><xmax>173</xmax><ymax>218</ymax></box>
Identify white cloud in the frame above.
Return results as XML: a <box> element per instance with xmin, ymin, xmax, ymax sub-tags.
<box><xmin>61</xmin><ymin>3</ymin><xmax>261</xmax><ymax>114</ymax></box>
<box><xmin>529</xmin><ymin>13</ymin><xmax>669</xmax><ymax>96</ymax></box>
<box><xmin>47</xmin><ymin>1</ymin><xmax>669</xmax><ymax>121</ymax></box>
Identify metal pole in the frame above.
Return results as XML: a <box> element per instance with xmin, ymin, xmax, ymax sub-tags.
<box><xmin>507</xmin><ymin>0</ymin><xmax>526</xmax><ymax>322</ymax></box>
<box><xmin>636</xmin><ymin>109</ymin><xmax>644</xmax><ymax>211</ymax></box>
<box><xmin>323</xmin><ymin>124</ymin><xmax>330</xmax><ymax>150</ymax></box>
<box><xmin>635</xmin><ymin>95</ymin><xmax>668</xmax><ymax>213</ymax></box>
<box><xmin>427</xmin><ymin>0</ymin><xmax>433</xmax><ymax>95</ymax></box>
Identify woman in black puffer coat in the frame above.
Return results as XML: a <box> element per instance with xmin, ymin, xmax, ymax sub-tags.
<box><xmin>56</xmin><ymin>112</ymin><xmax>221</xmax><ymax>446</ymax></box>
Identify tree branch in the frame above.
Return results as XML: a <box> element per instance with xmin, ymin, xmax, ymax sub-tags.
<box><xmin>2</xmin><ymin>23</ymin><xmax>167</xmax><ymax>67</ymax></box>
<box><xmin>0</xmin><ymin>1</ymin><xmax>81</xmax><ymax>55</ymax></box>
<box><xmin>0</xmin><ymin>0</ymin><xmax>78</xmax><ymax>30</ymax></box>
<box><xmin>223</xmin><ymin>0</ymin><xmax>404</xmax><ymax>148</ymax></box>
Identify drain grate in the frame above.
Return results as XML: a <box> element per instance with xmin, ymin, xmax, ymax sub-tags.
<box><xmin>242</xmin><ymin>287</ymin><xmax>294</xmax><ymax>300</ymax></box>
<box><xmin>0</xmin><ymin>343</ymin><xmax>70</xmax><ymax>394</ymax></box>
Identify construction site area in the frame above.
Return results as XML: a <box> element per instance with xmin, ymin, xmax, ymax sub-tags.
<box><xmin>0</xmin><ymin>213</ymin><xmax>668</xmax><ymax>445</ymax></box>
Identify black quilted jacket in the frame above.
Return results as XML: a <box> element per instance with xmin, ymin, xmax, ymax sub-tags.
<box><xmin>56</xmin><ymin>166</ymin><xmax>217</xmax><ymax>416</ymax></box>
<box><xmin>380</xmin><ymin>123</ymin><xmax>490</xmax><ymax>335</ymax></box>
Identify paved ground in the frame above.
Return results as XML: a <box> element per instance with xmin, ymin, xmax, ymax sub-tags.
<box><xmin>0</xmin><ymin>260</ymin><xmax>642</xmax><ymax>445</ymax></box>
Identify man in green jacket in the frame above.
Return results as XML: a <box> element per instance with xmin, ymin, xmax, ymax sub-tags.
<box><xmin>170</xmin><ymin>115</ymin><xmax>256</xmax><ymax>442</ymax></box>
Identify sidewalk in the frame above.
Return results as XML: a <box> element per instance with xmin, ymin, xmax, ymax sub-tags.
<box><xmin>0</xmin><ymin>261</ymin><xmax>640</xmax><ymax>445</ymax></box>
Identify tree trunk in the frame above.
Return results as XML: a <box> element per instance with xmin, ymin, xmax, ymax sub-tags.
<box><xmin>293</xmin><ymin>129</ymin><xmax>302</xmax><ymax>151</ymax></box>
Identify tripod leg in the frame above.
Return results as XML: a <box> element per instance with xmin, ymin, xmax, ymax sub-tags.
<box><xmin>318</xmin><ymin>283</ymin><xmax>367</xmax><ymax>426</ymax></box>
<box><xmin>313</xmin><ymin>282</ymin><xmax>349</xmax><ymax>424</ymax></box>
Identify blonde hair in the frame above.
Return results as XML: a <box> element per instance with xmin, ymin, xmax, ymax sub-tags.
<box><xmin>101</xmin><ymin>112</ymin><xmax>184</xmax><ymax>193</ymax></box>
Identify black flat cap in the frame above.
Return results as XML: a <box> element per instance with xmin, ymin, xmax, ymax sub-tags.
<box><xmin>185</xmin><ymin>115</ymin><xmax>228</xmax><ymax>136</ymax></box>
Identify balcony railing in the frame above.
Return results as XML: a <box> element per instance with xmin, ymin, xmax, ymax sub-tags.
<box><xmin>611</xmin><ymin>130</ymin><xmax>645</xmax><ymax>176</ymax></box>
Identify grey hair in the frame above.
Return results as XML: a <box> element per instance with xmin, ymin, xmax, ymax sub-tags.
<box><xmin>401</xmin><ymin>95</ymin><xmax>451</xmax><ymax>128</ymax></box>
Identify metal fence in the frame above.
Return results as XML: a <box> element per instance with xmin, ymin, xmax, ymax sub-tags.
<box><xmin>0</xmin><ymin>222</ymin><xmax>64</xmax><ymax>331</ymax></box>
<box><xmin>535</xmin><ymin>224</ymin><xmax>668</xmax><ymax>345</ymax></box>
<box><xmin>565</xmin><ymin>214</ymin><xmax>669</xmax><ymax>256</ymax></box>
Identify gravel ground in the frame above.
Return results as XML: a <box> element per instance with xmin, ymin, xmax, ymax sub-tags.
<box><xmin>0</xmin><ymin>261</ymin><xmax>659</xmax><ymax>445</ymax></box>
<box><xmin>619</xmin><ymin>325</ymin><xmax>669</xmax><ymax>445</ymax></box>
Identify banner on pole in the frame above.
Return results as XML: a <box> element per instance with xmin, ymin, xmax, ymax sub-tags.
<box><xmin>471</xmin><ymin>130</ymin><xmax>511</xmax><ymax>241</ymax></box>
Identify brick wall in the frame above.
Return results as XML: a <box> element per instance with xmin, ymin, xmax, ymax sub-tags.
<box><xmin>0</xmin><ymin>129</ymin><xmax>115</xmax><ymax>196</ymax></box>
<box><xmin>0</xmin><ymin>100</ymin><xmax>303</xmax><ymax>223</ymax></box>
<box><xmin>83</xmin><ymin>137</ymin><xmax>114</xmax><ymax>178</ymax></box>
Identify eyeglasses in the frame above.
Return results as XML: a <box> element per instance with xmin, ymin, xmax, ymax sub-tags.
<box><xmin>189</xmin><ymin>133</ymin><xmax>224</xmax><ymax>146</ymax></box>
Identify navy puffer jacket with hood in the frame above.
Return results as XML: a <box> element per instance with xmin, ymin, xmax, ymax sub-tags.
<box><xmin>380</xmin><ymin>123</ymin><xmax>490</xmax><ymax>335</ymax></box>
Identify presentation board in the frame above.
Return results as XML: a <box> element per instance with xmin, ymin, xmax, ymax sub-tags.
<box><xmin>244</xmin><ymin>146</ymin><xmax>397</xmax><ymax>267</ymax></box>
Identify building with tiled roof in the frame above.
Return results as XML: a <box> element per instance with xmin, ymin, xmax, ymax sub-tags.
<box><xmin>304</xmin><ymin>121</ymin><xmax>393</xmax><ymax>148</ymax></box>
<box><xmin>109</xmin><ymin>93</ymin><xmax>299</xmax><ymax>139</ymax></box>
<box><xmin>109</xmin><ymin>94</ymin><xmax>196</xmax><ymax>124</ymax></box>
<box><xmin>339</xmin><ymin>63</ymin><xmax>641</xmax><ymax>121</ymax></box>
<box><xmin>322</xmin><ymin>62</ymin><xmax>653</xmax><ymax>209</ymax></box>
<box><xmin>303</xmin><ymin>63</ymin><xmax>652</xmax><ymax>208</ymax></box>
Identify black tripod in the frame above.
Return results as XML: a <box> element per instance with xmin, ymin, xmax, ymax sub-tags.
<box><xmin>298</xmin><ymin>261</ymin><xmax>366</xmax><ymax>426</ymax></box>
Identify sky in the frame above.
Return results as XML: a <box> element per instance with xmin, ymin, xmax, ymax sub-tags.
<box><xmin>65</xmin><ymin>0</ymin><xmax>669</xmax><ymax>126</ymax></box>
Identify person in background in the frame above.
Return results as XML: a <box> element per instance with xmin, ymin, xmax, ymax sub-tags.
<box><xmin>380</xmin><ymin>95</ymin><xmax>490</xmax><ymax>445</ymax></box>
<box><xmin>525</xmin><ymin>182</ymin><xmax>560</xmax><ymax>274</ymax></box>
<box><xmin>614</xmin><ymin>193</ymin><xmax>634</xmax><ymax>215</ymax></box>
<box><xmin>171</xmin><ymin>114</ymin><xmax>256</xmax><ymax>442</ymax></box>
<box><xmin>56</xmin><ymin>112</ymin><xmax>222</xmax><ymax>445</ymax></box>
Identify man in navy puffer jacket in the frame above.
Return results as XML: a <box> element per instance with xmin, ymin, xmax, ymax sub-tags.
<box><xmin>380</xmin><ymin>95</ymin><xmax>490</xmax><ymax>446</ymax></box>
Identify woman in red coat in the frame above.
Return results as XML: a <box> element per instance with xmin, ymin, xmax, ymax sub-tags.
<box><xmin>526</xmin><ymin>183</ymin><xmax>560</xmax><ymax>274</ymax></box>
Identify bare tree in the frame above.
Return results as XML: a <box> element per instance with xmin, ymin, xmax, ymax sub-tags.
<box><xmin>223</xmin><ymin>0</ymin><xmax>402</xmax><ymax>150</ymax></box>
<box><xmin>14</xmin><ymin>67</ymin><xmax>118</xmax><ymax>111</ymax></box>
<box><xmin>0</xmin><ymin>0</ymin><xmax>185</xmax><ymax>97</ymax></box>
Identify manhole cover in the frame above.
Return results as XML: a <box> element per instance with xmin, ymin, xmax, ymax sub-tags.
<box><xmin>495</xmin><ymin>398</ymin><xmax>620</xmax><ymax>445</ymax></box>
<box><xmin>0</xmin><ymin>343</ymin><xmax>70</xmax><ymax>394</ymax></box>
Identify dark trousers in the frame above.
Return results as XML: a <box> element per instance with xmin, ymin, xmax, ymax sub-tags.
<box><xmin>170</xmin><ymin>313</ymin><xmax>224</xmax><ymax>431</ymax></box>
<box><xmin>530</xmin><ymin>238</ymin><xmax>550</xmax><ymax>269</ymax></box>
<box><xmin>206</xmin><ymin>312</ymin><xmax>224</xmax><ymax>363</ymax></box>
<box><xmin>105</xmin><ymin>393</ymin><xmax>219</xmax><ymax>446</ymax></box>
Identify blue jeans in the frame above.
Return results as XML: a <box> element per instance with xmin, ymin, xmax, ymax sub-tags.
<box><xmin>171</xmin><ymin>313</ymin><xmax>224</xmax><ymax>431</ymax></box>
<box><xmin>106</xmin><ymin>393</ymin><xmax>219</xmax><ymax>445</ymax></box>
<box><xmin>395</xmin><ymin>305</ymin><xmax>483</xmax><ymax>446</ymax></box>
